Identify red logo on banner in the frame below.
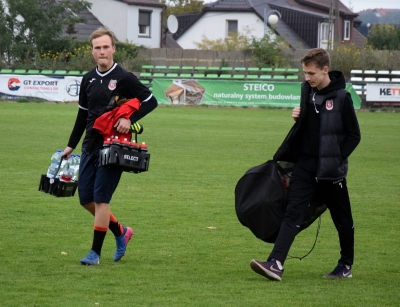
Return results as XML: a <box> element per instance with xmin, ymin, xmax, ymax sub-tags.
<box><xmin>326</xmin><ymin>99</ymin><xmax>334</xmax><ymax>110</ymax></box>
<box><xmin>8</xmin><ymin>78</ymin><xmax>21</xmax><ymax>91</ymax></box>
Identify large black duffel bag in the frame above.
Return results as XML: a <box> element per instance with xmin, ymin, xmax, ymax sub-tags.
<box><xmin>235</xmin><ymin>160</ymin><xmax>326</xmax><ymax>243</ymax></box>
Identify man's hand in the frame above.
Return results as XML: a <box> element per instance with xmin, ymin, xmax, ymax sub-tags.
<box><xmin>114</xmin><ymin>117</ymin><xmax>131</xmax><ymax>134</ymax></box>
<box><xmin>292</xmin><ymin>107</ymin><xmax>301</xmax><ymax>121</ymax></box>
<box><xmin>62</xmin><ymin>146</ymin><xmax>74</xmax><ymax>159</ymax></box>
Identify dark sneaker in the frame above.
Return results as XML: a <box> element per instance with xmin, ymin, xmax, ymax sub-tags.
<box><xmin>250</xmin><ymin>259</ymin><xmax>284</xmax><ymax>281</ymax></box>
<box><xmin>323</xmin><ymin>263</ymin><xmax>352</xmax><ymax>279</ymax></box>
<box><xmin>80</xmin><ymin>250</ymin><xmax>100</xmax><ymax>266</ymax></box>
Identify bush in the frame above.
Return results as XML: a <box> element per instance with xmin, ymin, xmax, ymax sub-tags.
<box><xmin>2</xmin><ymin>38</ymin><xmax>145</xmax><ymax>72</ymax></box>
<box><xmin>248</xmin><ymin>31</ymin><xmax>290</xmax><ymax>68</ymax></box>
<box><xmin>329</xmin><ymin>43</ymin><xmax>400</xmax><ymax>79</ymax></box>
<box><xmin>194</xmin><ymin>29</ymin><xmax>253</xmax><ymax>51</ymax></box>
<box><xmin>194</xmin><ymin>29</ymin><xmax>290</xmax><ymax>68</ymax></box>
<box><xmin>329</xmin><ymin>43</ymin><xmax>362</xmax><ymax>79</ymax></box>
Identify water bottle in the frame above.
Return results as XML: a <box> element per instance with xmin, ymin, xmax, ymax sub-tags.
<box><xmin>47</xmin><ymin>150</ymin><xmax>62</xmax><ymax>178</ymax></box>
<box><xmin>73</xmin><ymin>154</ymin><xmax>81</xmax><ymax>181</ymax></box>
<box><xmin>59</xmin><ymin>161</ymin><xmax>73</xmax><ymax>182</ymax></box>
<box><xmin>101</xmin><ymin>138</ymin><xmax>111</xmax><ymax>166</ymax></box>
<box><xmin>75</xmin><ymin>154</ymin><xmax>81</xmax><ymax>165</ymax></box>
<box><xmin>111</xmin><ymin>136</ymin><xmax>121</xmax><ymax>147</ymax></box>
<box><xmin>69</xmin><ymin>154</ymin><xmax>76</xmax><ymax>181</ymax></box>
<box><xmin>129</xmin><ymin>139</ymin><xmax>139</xmax><ymax>152</ymax></box>
<box><xmin>121</xmin><ymin>138</ymin><xmax>130</xmax><ymax>150</ymax></box>
<box><xmin>139</xmin><ymin>142</ymin><xmax>148</xmax><ymax>152</ymax></box>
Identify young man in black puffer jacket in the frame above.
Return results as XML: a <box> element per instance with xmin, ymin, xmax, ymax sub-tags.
<box><xmin>250</xmin><ymin>48</ymin><xmax>361</xmax><ymax>281</ymax></box>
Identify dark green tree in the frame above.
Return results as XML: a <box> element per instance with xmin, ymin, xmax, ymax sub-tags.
<box><xmin>0</xmin><ymin>1</ymin><xmax>13</xmax><ymax>66</ymax></box>
<box><xmin>163</xmin><ymin>0</ymin><xmax>204</xmax><ymax>23</ymax></box>
<box><xmin>2</xmin><ymin>0</ymin><xmax>91</xmax><ymax>64</ymax></box>
<box><xmin>367</xmin><ymin>24</ymin><xmax>400</xmax><ymax>50</ymax></box>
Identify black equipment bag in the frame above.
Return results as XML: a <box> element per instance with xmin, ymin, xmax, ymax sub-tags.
<box><xmin>235</xmin><ymin>160</ymin><xmax>326</xmax><ymax>243</ymax></box>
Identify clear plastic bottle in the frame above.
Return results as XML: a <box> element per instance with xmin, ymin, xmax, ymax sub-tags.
<box><xmin>47</xmin><ymin>150</ymin><xmax>62</xmax><ymax>178</ymax></box>
<box><xmin>59</xmin><ymin>161</ymin><xmax>73</xmax><ymax>182</ymax></box>
<box><xmin>69</xmin><ymin>154</ymin><xmax>76</xmax><ymax>180</ymax></box>
<box><xmin>72</xmin><ymin>154</ymin><xmax>81</xmax><ymax>181</ymax></box>
<box><xmin>101</xmin><ymin>138</ymin><xmax>111</xmax><ymax>166</ymax></box>
<box><xmin>75</xmin><ymin>154</ymin><xmax>81</xmax><ymax>165</ymax></box>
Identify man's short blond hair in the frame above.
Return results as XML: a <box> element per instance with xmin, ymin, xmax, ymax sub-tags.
<box><xmin>90</xmin><ymin>27</ymin><xmax>116</xmax><ymax>46</ymax></box>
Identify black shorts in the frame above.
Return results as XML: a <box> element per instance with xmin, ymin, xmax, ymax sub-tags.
<box><xmin>78</xmin><ymin>147</ymin><xmax>122</xmax><ymax>205</ymax></box>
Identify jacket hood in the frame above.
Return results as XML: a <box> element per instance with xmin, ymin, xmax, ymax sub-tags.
<box><xmin>317</xmin><ymin>71</ymin><xmax>346</xmax><ymax>94</ymax></box>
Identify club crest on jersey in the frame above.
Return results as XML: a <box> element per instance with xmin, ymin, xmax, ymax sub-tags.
<box><xmin>326</xmin><ymin>99</ymin><xmax>334</xmax><ymax>110</ymax></box>
<box><xmin>108</xmin><ymin>79</ymin><xmax>117</xmax><ymax>90</ymax></box>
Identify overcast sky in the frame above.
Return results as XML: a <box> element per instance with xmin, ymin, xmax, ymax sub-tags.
<box><xmin>203</xmin><ymin>0</ymin><xmax>399</xmax><ymax>14</ymax></box>
<box><xmin>340</xmin><ymin>0</ymin><xmax>399</xmax><ymax>13</ymax></box>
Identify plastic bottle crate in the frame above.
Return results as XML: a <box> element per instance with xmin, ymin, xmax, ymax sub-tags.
<box><xmin>38</xmin><ymin>175</ymin><xmax>78</xmax><ymax>197</ymax></box>
<box><xmin>99</xmin><ymin>144</ymin><xmax>150</xmax><ymax>173</ymax></box>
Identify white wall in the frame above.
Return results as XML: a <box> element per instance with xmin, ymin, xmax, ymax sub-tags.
<box><xmin>87</xmin><ymin>0</ymin><xmax>163</xmax><ymax>48</ymax></box>
<box><xmin>176</xmin><ymin>12</ymin><xmax>266</xmax><ymax>49</ymax></box>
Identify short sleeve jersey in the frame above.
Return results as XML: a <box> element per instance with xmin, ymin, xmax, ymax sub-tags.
<box><xmin>79</xmin><ymin>63</ymin><xmax>151</xmax><ymax>148</ymax></box>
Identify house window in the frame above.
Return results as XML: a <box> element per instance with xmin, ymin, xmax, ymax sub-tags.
<box><xmin>139</xmin><ymin>11</ymin><xmax>151</xmax><ymax>37</ymax></box>
<box><xmin>226</xmin><ymin>20</ymin><xmax>238</xmax><ymax>37</ymax></box>
<box><xmin>343</xmin><ymin>20</ymin><xmax>350</xmax><ymax>40</ymax></box>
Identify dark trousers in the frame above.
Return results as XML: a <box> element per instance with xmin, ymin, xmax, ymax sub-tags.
<box><xmin>268</xmin><ymin>155</ymin><xmax>354</xmax><ymax>266</ymax></box>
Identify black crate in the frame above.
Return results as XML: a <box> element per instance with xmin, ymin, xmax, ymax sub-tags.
<box><xmin>99</xmin><ymin>145</ymin><xmax>150</xmax><ymax>173</ymax></box>
<box><xmin>38</xmin><ymin>174</ymin><xmax>78</xmax><ymax>197</ymax></box>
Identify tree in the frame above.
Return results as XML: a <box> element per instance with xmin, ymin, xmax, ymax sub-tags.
<box><xmin>0</xmin><ymin>1</ymin><xmax>13</xmax><ymax>65</ymax></box>
<box><xmin>367</xmin><ymin>24</ymin><xmax>400</xmax><ymax>50</ymax></box>
<box><xmin>247</xmin><ymin>31</ymin><xmax>290</xmax><ymax>68</ymax></box>
<box><xmin>2</xmin><ymin>0</ymin><xmax>91</xmax><ymax>65</ymax></box>
<box><xmin>163</xmin><ymin>0</ymin><xmax>204</xmax><ymax>23</ymax></box>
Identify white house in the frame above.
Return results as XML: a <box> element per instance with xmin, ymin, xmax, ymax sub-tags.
<box><xmin>85</xmin><ymin>0</ymin><xmax>165</xmax><ymax>48</ymax></box>
<box><xmin>173</xmin><ymin>0</ymin><xmax>366</xmax><ymax>50</ymax></box>
<box><xmin>176</xmin><ymin>11</ymin><xmax>266</xmax><ymax>49</ymax></box>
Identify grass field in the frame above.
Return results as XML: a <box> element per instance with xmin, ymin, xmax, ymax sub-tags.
<box><xmin>0</xmin><ymin>102</ymin><xmax>399</xmax><ymax>307</ymax></box>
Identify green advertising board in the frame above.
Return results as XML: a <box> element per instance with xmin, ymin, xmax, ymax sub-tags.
<box><xmin>152</xmin><ymin>79</ymin><xmax>361</xmax><ymax>109</ymax></box>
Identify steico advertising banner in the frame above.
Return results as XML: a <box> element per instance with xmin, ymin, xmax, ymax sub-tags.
<box><xmin>153</xmin><ymin>79</ymin><xmax>361</xmax><ymax>109</ymax></box>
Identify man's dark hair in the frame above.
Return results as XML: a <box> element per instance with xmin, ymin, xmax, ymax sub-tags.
<box><xmin>301</xmin><ymin>48</ymin><xmax>330</xmax><ymax>70</ymax></box>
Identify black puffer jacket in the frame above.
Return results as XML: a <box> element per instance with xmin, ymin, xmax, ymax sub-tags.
<box><xmin>274</xmin><ymin>71</ymin><xmax>361</xmax><ymax>180</ymax></box>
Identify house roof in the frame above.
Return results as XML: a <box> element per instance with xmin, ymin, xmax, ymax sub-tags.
<box><xmin>248</xmin><ymin>0</ymin><xmax>313</xmax><ymax>49</ymax></box>
<box><xmin>372</xmin><ymin>8</ymin><xmax>400</xmax><ymax>16</ymax></box>
<box><xmin>205</xmin><ymin>0</ymin><xmax>254</xmax><ymax>11</ymax></box>
<box><xmin>350</xmin><ymin>27</ymin><xmax>366</xmax><ymax>50</ymax></box>
<box><xmin>117</xmin><ymin>0</ymin><xmax>165</xmax><ymax>8</ymax></box>
<box><xmin>162</xmin><ymin>33</ymin><xmax>183</xmax><ymax>48</ymax></box>
<box><xmin>294</xmin><ymin>0</ymin><xmax>356</xmax><ymax>16</ymax></box>
<box><xmin>61</xmin><ymin>0</ymin><xmax>104</xmax><ymax>40</ymax></box>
